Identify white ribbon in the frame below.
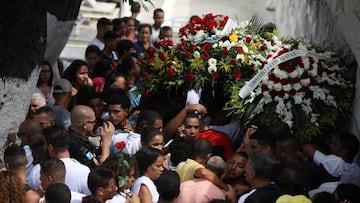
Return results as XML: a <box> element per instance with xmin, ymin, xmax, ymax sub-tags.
<box><xmin>238</xmin><ymin>49</ymin><xmax>320</xmax><ymax>99</ymax></box>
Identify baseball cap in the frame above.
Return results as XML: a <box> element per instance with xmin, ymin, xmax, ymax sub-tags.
<box><xmin>276</xmin><ymin>194</ymin><xmax>311</xmax><ymax>203</ymax></box>
<box><xmin>313</xmin><ymin>150</ymin><xmax>345</xmax><ymax>177</ymax></box>
<box><xmin>53</xmin><ymin>78</ymin><xmax>72</xmax><ymax>93</ymax></box>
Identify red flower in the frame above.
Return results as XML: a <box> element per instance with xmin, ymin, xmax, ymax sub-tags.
<box><xmin>202</xmin><ymin>43</ymin><xmax>211</xmax><ymax>50</ymax></box>
<box><xmin>246</xmin><ymin>36</ymin><xmax>252</xmax><ymax>43</ymax></box>
<box><xmin>167</xmin><ymin>69</ymin><xmax>175</xmax><ymax>77</ymax></box>
<box><xmin>115</xmin><ymin>141</ymin><xmax>126</xmax><ymax>150</ymax></box>
<box><xmin>230</xmin><ymin>60</ymin><xmax>236</xmax><ymax>67</ymax></box>
<box><xmin>302</xmin><ymin>86</ymin><xmax>310</xmax><ymax>93</ymax></box>
<box><xmin>223</xmin><ymin>47</ymin><xmax>229</xmax><ymax>55</ymax></box>
<box><xmin>280</xmin><ymin>79</ymin><xmax>289</xmax><ymax>85</ymax></box>
<box><xmin>277</xmin><ymin>90</ymin><xmax>285</xmax><ymax>97</ymax></box>
<box><xmin>260</xmin><ymin>45</ymin><xmax>266</xmax><ymax>51</ymax></box>
<box><xmin>289</xmin><ymin>89</ymin><xmax>297</xmax><ymax>96</ymax></box>
<box><xmin>233</xmin><ymin>70</ymin><xmax>242</xmax><ymax>79</ymax></box>
<box><xmin>185</xmin><ymin>51</ymin><xmax>191</xmax><ymax>57</ymax></box>
<box><xmin>142</xmin><ymin>91</ymin><xmax>149</xmax><ymax>97</ymax></box>
<box><xmin>290</xmin><ymin>77</ymin><xmax>300</xmax><ymax>84</ymax></box>
<box><xmin>188</xmin><ymin>45</ymin><xmax>196</xmax><ymax>51</ymax></box>
<box><xmin>210</xmin><ymin>72</ymin><xmax>219</xmax><ymax>79</ymax></box>
<box><xmin>186</xmin><ymin>73</ymin><xmax>195</xmax><ymax>81</ymax></box>
<box><xmin>201</xmin><ymin>52</ymin><xmax>209</xmax><ymax>59</ymax></box>
<box><xmin>136</xmin><ymin>60</ymin><xmax>142</xmax><ymax>65</ymax></box>
<box><xmin>144</xmin><ymin>74</ymin><xmax>151</xmax><ymax>80</ymax></box>
<box><xmin>284</xmin><ymin>66</ymin><xmax>295</xmax><ymax>73</ymax></box>
<box><xmin>261</xmin><ymin>84</ymin><xmax>268</xmax><ymax>91</ymax></box>
<box><xmin>178</xmin><ymin>44</ymin><xmax>184</xmax><ymax>50</ymax></box>
<box><xmin>181</xmin><ymin>38</ymin><xmax>187</xmax><ymax>45</ymax></box>
<box><xmin>159</xmin><ymin>52</ymin><xmax>167</xmax><ymax>61</ymax></box>
<box><xmin>310</xmin><ymin>78</ymin><xmax>317</xmax><ymax>86</ymax></box>
<box><xmin>236</xmin><ymin>46</ymin><xmax>243</xmax><ymax>53</ymax></box>
<box><xmin>147</xmin><ymin>57</ymin><xmax>154</xmax><ymax>64</ymax></box>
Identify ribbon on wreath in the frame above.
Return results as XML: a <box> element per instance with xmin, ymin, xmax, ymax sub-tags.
<box><xmin>238</xmin><ymin>49</ymin><xmax>328</xmax><ymax>99</ymax></box>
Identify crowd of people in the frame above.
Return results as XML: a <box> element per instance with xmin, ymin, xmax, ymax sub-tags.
<box><xmin>0</xmin><ymin>2</ymin><xmax>360</xmax><ymax>203</ymax></box>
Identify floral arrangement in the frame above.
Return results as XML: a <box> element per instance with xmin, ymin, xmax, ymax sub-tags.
<box><xmin>139</xmin><ymin>14</ymin><xmax>353</xmax><ymax>140</ymax></box>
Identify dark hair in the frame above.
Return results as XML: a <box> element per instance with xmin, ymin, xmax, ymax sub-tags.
<box><xmin>191</xmin><ymin>138</ymin><xmax>213</xmax><ymax>160</ymax></box>
<box><xmin>112</xmin><ymin>18</ymin><xmax>125</xmax><ymax>31</ymax></box>
<box><xmin>335</xmin><ymin>183</ymin><xmax>360</xmax><ymax>203</ymax></box>
<box><xmin>168</xmin><ymin>138</ymin><xmax>193</xmax><ymax>166</ymax></box>
<box><xmin>267</xmin><ymin>121</ymin><xmax>291</xmax><ymax>140</ymax></box>
<box><xmin>141</xmin><ymin>127</ymin><xmax>163</xmax><ymax>145</ymax></box>
<box><xmin>41</xmin><ymin>158</ymin><xmax>66</xmax><ymax>184</ymax></box>
<box><xmin>250</xmin><ymin>128</ymin><xmax>275</xmax><ymax>152</ymax></box>
<box><xmin>155</xmin><ymin>170</ymin><xmax>180</xmax><ymax>201</ymax></box>
<box><xmin>85</xmin><ymin>45</ymin><xmax>101</xmax><ymax>58</ymax></box>
<box><xmin>4</xmin><ymin>145</ymin><xmax>27</xmax><ymax>170</ymax></box>
<box><xmin>76</xmin><ymin>86</ymin><xmax>102</xmax><ymax>106</ymax></box>
<box><xmin>97</xmin><ymin>18</ymin><xmax>112</xmax><ymax>29</ymax></box>
<box><xmin>232</xmin><ymin>151</ymin><xmax>249</xmax><ymax>160</ymax></box>
<box><xmin>130</xmin><ymin>2</ymin><xmax>141</xmax><ymax>13</ymax></box>
<box><xmin>278</xmin><ymin>163</ymin><xmax>307</xmax><ymax>196</ymax></box>
<box><xmin>63</xmin><ymin>59</ymin><xmax>88</xmax><ymax>85</ymax></box>
<box><xmin>92</xmin><ymin>59</ymin><xmax>113</xmax><ymax>78</ymax></box>
<box><xmin>135</xmin><ymin>146</ymin><xmax>162</xmax><ymax>175</ymax></box>
<box><xmin>116</xmin><ymin>39</ymin><xmax>135</xmax><ymax>56</ymax></box>
<box><xmin>248</xmin><ymin>152</ymin><xmax>273</xmax><ymax>180</ymax></box>
<box><xmin>87</xmin><ymin>167</ymin><xmax>115</xmax><ymax>195</ymax></box>
<box><xmin>104</xmin><ymin>72</ymin><xmax>127</xmax><ymax>90</ymax></box>
<box><xmin>102</xmin><ymin>88</ymin><xmax>131</xmax><ymax>109</ymax></box>
<box><xmin>45</xmin><ymin>183</ymin><xmax>71</xmax><ymax>203</ymax></box>
<box><xmin>37</xmin><ymin>61</ymin><xmax>53</xmax><ymax>87</ymax></box>
<box><xmin>153</xmin><ymin>8</ymin><xmax>164</xmax><ymax>18</ymax></box>
<box><xmin>136</xmin><ymin>110</ymin><xmax>162</xmax><ymax>133</ymax></box>
<box><xmin>43</xmin><ymin>126</ymin><xmax>70</xmax><ymax>153</ymax></box>
<box><xmin>103</xmin><ymin>30</ymin><xmax>119</xmax><ymax>42</ymax></box>
<box><xmin>138</xmin><ymin>23</ymin><xmax>152</xmax><ymax>34</ymax></box>
<box><xmin>159</xmin><ymin>26</ymin><xmax>172</xmax><ymax>39</ymax></box>
<box><xmin>35</xmin><ymin>106</ymin><xmax>55</xmax><ymax>121</ymax></box>
<box><xmin>117</xmin><ymin>55</ymin><xmax>137</xmax><ymax>78</ymax></box>
<box><xmin>312</xmin><ymin>192</ymin><xmax>336</xmax><ymax>203</ymax></box>
<box><xmin>337</xmin><ymin>132</ymin><xmax>360</xmax><ymax>162</ymax></box>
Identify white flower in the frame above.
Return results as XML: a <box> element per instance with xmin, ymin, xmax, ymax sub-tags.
<box><xmin>289</xmin><ymin>69</ymin><xmax>299</xmax><ymax>78</ymax></box>
<box><xmin>263</xmin><ymin>91</ymin><xmax>272</xmax><ymax>103</ymax></box>
<box><xmin>275</xmin><ymin>99</ymin><xmax>286</xmax><ymax>115</ymax></box>
<box><xmin>282</xmin><ymin>84</ymin><xmax>292</xmax><ymax>91</ymax></box>
<box><xmin>300</xmin><ymin>78</ymin><xmax>310</xmax><ymax>86</ymax></box>
<box><xmin>311</xmin><ymin>113</ymin><xmax>320</xmax><ymax>126</ymax></box>
<box><xmin>236</xmin><ymin>54</ymin><xmax>245</xmax><ymax>61</ymax></box>
<box><xmin>242</xmin><ymin>45</ymin><xmax>249</xmax><ymax>53</ymax></box>
<box><xmin>208</xmin><ymin>58</ymin><xmax>217</xmax><ymax>66</ymax></box>
<box><xmin>313</xmin><ymin>86</ymin><xmax>326</xmax><ymax>100</ymax></box>
<box><xmin>293</xmin><ymin>83</ymin><xmax>302</xmax><ymax>91</ymax></box>
<box><xmin>293</xmin><ymin>92</ymin><xmax>305</xmax><ymax>104</ymax></box>
<box><xmin>274</xmin><ymin>83</ymin><xmax>282</xmax><ymax>91</ymax></box>
<box><xmin>208</xmin><ymin>65</ymin><xmax>217</xmax><ymax>73</ymax></box>
<box><xmin>273</xmin><ymin>68</ymin><xmax>288</xmax><ymax>79</ymax></box>
<box><xmin>193</xmin><ymin>51</ymin><xmax>201</xmax><ymax>59</ymax></box>
<box><xmin>266</xmin><ymin>80</ymin><xmax>274</xmax><ymax>90</ymax></box>
<box><xmin>296</xmin><ymin>67</ymin><xmax>304</xmax><ymax>77</ymax></box>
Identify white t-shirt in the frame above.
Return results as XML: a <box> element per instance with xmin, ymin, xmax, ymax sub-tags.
<box><xmin>106</xmin><ymin>191</ymin><xmax>128</xmax><ymax>203</ymax></box>
<box><xmin>61</xmin><ymin>157</ymin><xmax>91</xmax><ymax>195</ymax></box>
<box><xmin>89</xmin><ymin>37</ymin><xmax>104</xmax><ymax>50</ymax></box>
<box><xmin>28</xmin><ymin>163</ymin><xmax>41</xmax><ymax>189</ymax></box>
<box><xmin>111</xmin><ymin>132</ymin><xmax>142</xmax><ymax>155</ymax></box>
<box><xmin>24</xmin><ymin>145</ymin><xmax>34</xmax><ymax>184</ymax></box>
<box><xmin>132</xmin><ymin>176</ymin><xmax>159</xmax><ymax>203</ymax></box>
<box><xmin>39</xmin><ymin>191</ymin><xmax>85</xmax><ymax>203</ymax></box>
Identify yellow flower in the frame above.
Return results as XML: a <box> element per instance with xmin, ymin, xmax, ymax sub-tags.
<box><xmin>219</xmin><ymin>58</ymin><xmax>231</xmax><ymax>73</ymax></box>
<box><xmin>229</xmin><ymin>30</ymin><xmax>238</xmax><ymax>42</ymax></box>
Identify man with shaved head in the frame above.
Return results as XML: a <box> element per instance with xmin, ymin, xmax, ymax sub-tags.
<box><xmin>17</xmin><ymin>118</ymin><xmax>43</xmax><ymax>183</ymax></box>
<box><xmin>68</xmin><ymin>105</ymin><xmax>114</xmax><ymax>169</ymax></box>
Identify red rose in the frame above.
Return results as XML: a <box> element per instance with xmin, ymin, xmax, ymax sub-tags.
<box><xmin>115</xmin><ymin>141</ymin><xmax>126</xmax><ymax>150</ymax></box>
<box><xmin>181</xmin><ymin>39</ymin><xmax>187</xmax><ymax>45</ymax></box>
<box><xmin>223</xmin><ymin>47</ymin><xmax>229</xmax><ymax>55</ymax></box>
<box><xmin>177</xmin><ymin>44</ymin><xmax>184</xmax><ymax>50</ymax></box>
<box><xmin>261</xmin><ymin>84</ymin><xmax>268</xmax><ymax>91</ymax></box>
<box><xmin>270</xmin><ymin>39</ymin><xmax>275</xmax><ymax>46</ymax></box>
<box><xmin>153</xmin><ymin>41</ymin><xmax>160</xmax><ymax>48</ymax></box>
<box><xmin>310</xmin><ymin>78</ymin><xmax>317</xmax><ymax>86</ymax></box>
<box><xmin>280</xmin><ymin>79</ymin><xmax>289</xmax><ymax>85</ymax></box>
<box><xmin>210</xmin><ymin>72</ymin><xmax>219</xmax><ymax>79</ymax></box>
<box><xmin>188</xmin><ymin>45</ymin><xmax>195</xmax><ymax>51</ymax></box>
<box><xmin>142</xmin><ymin>91</ymin><xmax>149</xmax><ymax>97</ymax></box>
<box><xmin>202</xmin><ymin>43</ymin><xmax>211</xmax><ymax>50</ymax></box>
<box><xmin>144</xmin><ymin>74</ymin><xmax>151</xmax><ymax>80</ymax></box>
<box><xmin>302</xmin><ymin>86</ymin><xmax>310</xmax><ymax>93</ymax></box>
<box><xmin>269</xmin><ymin>72</ymin><xmax>276</xmax><ymax>81</ymax></box>
<box><xmin>236</xmin><ymin>46</ymin><xmax>244</xmax><ymax>53</ymax></box>
<box><xmin>260</xmin><ymin>45</ymin><xmax>266</xmax><ymax>51</ymax></box>
<box><xmin>289</xmin><ymin>89</ymin><xmax>297</xmax><ymax>96</ymax></box>
<box><xmin>277</xmin><ymin>90</ymin><xmax>285</xmax><ymax>97</ymax></box>
<box><xmin>246</xmin><ymin>36</ymin><xmax>252</xmax><ymax>43</ymax></box>
<box><xmin>230</xmin><ymin>60</ymin><xmax>236</xmax><ymax>67</ymax></box>
<box><xmin>147</xmin><ymin>57</ymin><xmax>154</xmax><ymax>64</ymax></box>
<box><xmin>201</xmin><ymin>52</ymin><xmax>209</xmax><ymax>59</ymax></box>
<box><xmin>167</xmin><ymin>69</ymin><xmax>175</xmax><ymax>77</ymax></box>
<box><xmin>159</xmin><ymin>52</ymin><xmax>167</xmax><ymax>61</ymax></box>
<box><xmin>185</xmin><ymin>51</ymin><xmax>191</xmax><ymax>57</ymax></box>
<box><xmin>284</xmin><ymin>66</ymin><xmax>295</xmax><ymax>73</ymax></box>
<box><xmin>290</xmin><ymin>77</ymin><xmax>300</xmax><ymax>84</ymax></box>
<box><xmin>186</xmin><ymin>73</ymin><xmax>195</xmax><ymax>81</ymax></box>
<box><xmin>233</xmin><ymin>70</ymin><xmax>242</xmax><ymax>79</ymax></box>
<box><xmin>309</xmin><ymin>57</ymin><xmax>315</xmax><ymax>64</ymax></box>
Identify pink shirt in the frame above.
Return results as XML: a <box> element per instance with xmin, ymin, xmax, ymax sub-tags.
<box><xmin>177</xmin><ymin>179</ymin><xmax>225</xmax><ymax>203</ymax></box>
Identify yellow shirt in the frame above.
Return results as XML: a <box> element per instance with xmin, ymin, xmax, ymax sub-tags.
<box><xmin>176</xmin><ymin>158</ymin><xmax>204</xmax><ymax>182</ymax></box>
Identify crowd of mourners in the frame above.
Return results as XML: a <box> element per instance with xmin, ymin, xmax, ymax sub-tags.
<box><xmin>0</xmin><ymin>2</ymin><xmax>360</xmax><ymax>203</ymax></box>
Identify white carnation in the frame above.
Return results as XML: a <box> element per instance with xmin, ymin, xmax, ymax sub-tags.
<box><xmin>193</xmin><ymin>51</ymin><xmax>201</xmax><ymax>59</ymax></box>
<box><xmin>208</xmin><ymin>58</ymin><xmax>217</xmax><ymax>66</ymax></box>
<box><xmin>300</xmin><ymin>78</ymin><xmax>310</xmax><ymax>86</ymax></box>
<box><xmin>208</xmin><ymin>65</ymin><xmax>217</xmax><ymax>73</ymax></box>
<box><xmin>274</xmin><ymin>83</ymin><xmax>283</xmax><ymax>91</ymax></box>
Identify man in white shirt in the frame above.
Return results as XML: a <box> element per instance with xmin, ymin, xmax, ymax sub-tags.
<box><xmin>89</xmin><ymin>18</ymin><xmax>113</xmax><ymax>50</ymax></box>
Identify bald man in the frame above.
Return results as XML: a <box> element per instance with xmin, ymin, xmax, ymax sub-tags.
<box><xmin>68</xmin><ymin>105</ymin><xmax>114</xmax><ymax>169</ymax></box>
<box><xmin>17</xmin><ymin>119</ymin><xmax>43</xmax><ymax>183</ymax></box>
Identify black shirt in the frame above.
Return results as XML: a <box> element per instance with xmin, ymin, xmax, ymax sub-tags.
<box><xmin>68</xmin><ymin>129</ymin><xmax>97</xmax><ymax>169</ymax></box>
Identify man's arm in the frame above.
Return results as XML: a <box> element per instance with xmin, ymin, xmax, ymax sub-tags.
<box><xmin>99</xmin><ymin>121</ymin><xmax>115</xmax><ymax>164</ymax></box>
<box><xmin>194</xmin><ymin>167</ymin><xmax>229</xmax><ymax>191</ymax></box>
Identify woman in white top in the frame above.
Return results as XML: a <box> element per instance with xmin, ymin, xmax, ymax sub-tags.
<box><xmin>132</xmin><ymin>146</ymin><xmax>164</xmax><ymax>203</ymax></box>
